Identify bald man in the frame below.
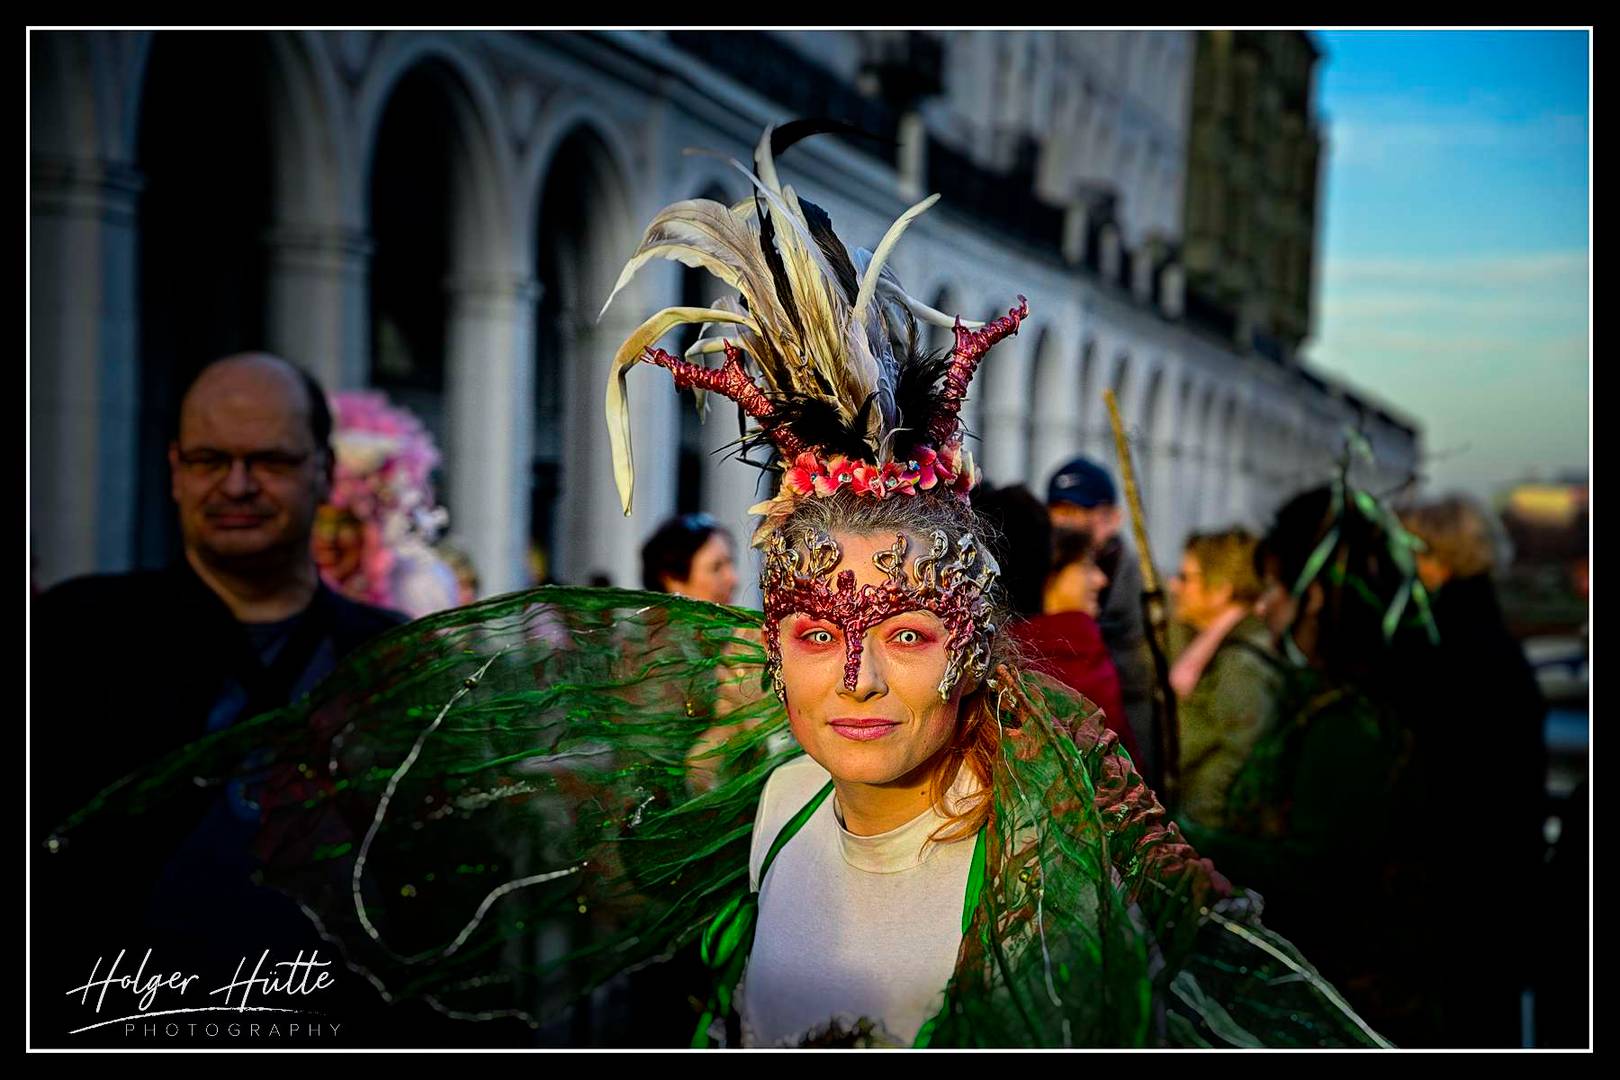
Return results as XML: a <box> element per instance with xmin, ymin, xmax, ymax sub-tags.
<box><xmin>32</xmin><ymin>354</ymin><xmax>410</xmax><ymax>1045</ymax></box>
<box><xmin>168</xmin><ymin>352</ymin><xmax>337</xmax><ymax>619</ymax></box>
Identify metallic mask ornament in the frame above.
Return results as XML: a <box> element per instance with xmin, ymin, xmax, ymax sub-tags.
<box><xmin>760</xmin><ymin>527</ymin><xmax>1001</xmax><ymax>703</ymax></box>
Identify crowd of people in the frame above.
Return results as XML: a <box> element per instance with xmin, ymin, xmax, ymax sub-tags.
<box><xmin>966</xmin><ymin>457</ymin><xmax>1554</xmax><ymax>1049</ymax></box>
<box><xmin>30</xmin><ymin>123</ymin><xmax>1577</xmax><ymax>1051</ymax></box>
<box><xmin>29</xmin><ymin>344</ymin><xmax>1569</xmax><ymax>1050</ymax></box>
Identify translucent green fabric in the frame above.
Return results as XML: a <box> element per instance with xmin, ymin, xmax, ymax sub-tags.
<box><xmin>46</xmin><ymin>586</ymin><xmax>1387</xmax><ymax>1048</ymax></box>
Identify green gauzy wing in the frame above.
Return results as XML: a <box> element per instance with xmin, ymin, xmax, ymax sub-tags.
<box><xmin>43</xmin><ymin>586</ymin><xmax>1389</xmax><ymax>1048</ymax></box>
<box><xmin>44</xmin><ymin>585</ymin><xmax>793</xmax><ymax>1031</ymax></box>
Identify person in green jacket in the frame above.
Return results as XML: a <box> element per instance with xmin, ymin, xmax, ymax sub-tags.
<box><xmin>1168</xmin><ymin>528</ymin><xmax>1284</xmax><ymax>830</ymax></box>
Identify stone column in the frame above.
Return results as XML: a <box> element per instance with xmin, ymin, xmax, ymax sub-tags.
<box><xmin>699</xmin><ymin>394</ymin><xmax>766</xmax><ymax>610</ymax></box>
<box><xmin>1029</xmin><ymin>342</ymin><xmax>1083</xmax><ymax>491</ymax></box>
<box><xmin>978</xmin><ymin>335</ymin><xmax>1033</xmax><ymax>487</ymax></box>
<box><xmin>264</xmin><ymin>223</ymin><xmax>372</xmax><ymax>389</ymax></box>
<box><xmin>1145</xmin><ymin>365</ymin><xmax>1186</xmax><ymax>569</ymax></box>
<box><xmin>443</xmin><ymin>273</ymin><xmax>539</xmax><ymax>596</ymax></box>
<box><xmin>957</xmin><ymin>371</ymin><xmax>987</xmax><ymax>470</ymax></box>
<box><xmin>1079</xmin><ymin>333</ymin><xmax>1123</xmax><ymax>462</ymax></box>
<box><xmin>556</xmin><ymin>307</ymin><xmax>679</xmax><ymax>590</ymax></box>
<box><xmin>30</xmin><ymin>157</ymin><xmax>144</xmax><ymax>587</ymax></box>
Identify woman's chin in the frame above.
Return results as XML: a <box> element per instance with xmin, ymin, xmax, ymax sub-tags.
<box><xmin>804</xmin><ymin>740</ymin><xmax>918</xmax><ymax>786</ymax></box>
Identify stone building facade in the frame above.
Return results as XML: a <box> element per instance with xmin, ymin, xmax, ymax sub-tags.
<box><xmin>31</xmin><ymin>30</ymin><xmax>1418</xmax><ymax>605</ymax></box>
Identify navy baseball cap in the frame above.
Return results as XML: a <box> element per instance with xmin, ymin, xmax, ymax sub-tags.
<box><xmin>1046</xmin><ymin>456</ymin><xmax>1117</xmax><ymax>508</ymax></box>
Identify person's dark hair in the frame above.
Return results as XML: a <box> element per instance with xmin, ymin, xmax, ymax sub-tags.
<box><xmin>641</xmin><ymin>512</ymin><xmax>729</xmax><ymax>592</ymax></box>
<box><xmin>1051</xmin><ymin>526</ymin><xmax>1096</xmax><ymax>576</ymax></box>
<box><xmin>297</xmin><ymin>366</ymin><xmax>334</xmax><ymax>456</ymax></box>
<box><xmin>174</xmin><ymin>355</ymin><xmax>333</xmax><ymax>458</ymax></box>
<box><xmin>970</xmin><ymin>483</ymin><xmax>1050</xmax><ymax>617</ymax></box>
<box><xmin>1256</xmin><ymin>485</ymin><xmax>1418</xmax><ymax>687</ymax></box>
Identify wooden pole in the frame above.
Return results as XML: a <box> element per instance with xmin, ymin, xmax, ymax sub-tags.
<box><xmin>1104</xmin><ymin>389</ymin><xmax>1181</xmax><ymax>810</ymax></box>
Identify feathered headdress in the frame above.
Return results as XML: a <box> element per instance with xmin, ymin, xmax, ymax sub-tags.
<box><xmin>321</xmin><ymin>390</ymin><xmax>456</xmax><ymax>616</ymax></box>
<box><xmin>602</xmin><ymin>120</ymin><xmax>1028</xmax><ymax>540</ymax></box>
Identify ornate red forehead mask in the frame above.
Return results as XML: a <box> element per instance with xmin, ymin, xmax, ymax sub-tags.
<box><xmin>760</xmin><ymin>527</ymin><xmax>1000</xmax><ymax>702</ymax></box>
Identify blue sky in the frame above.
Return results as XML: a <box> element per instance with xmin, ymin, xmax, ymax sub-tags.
<box><xmin>1308</xmin><ymin>30</ymin><xmax>1589</xmax><ymax>498</ymax></box>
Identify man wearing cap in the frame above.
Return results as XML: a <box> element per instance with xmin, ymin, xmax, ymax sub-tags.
<box><xmin>1046</xmin><ymin>456</ymin><xmax>1159</xmax><ymax>788</ymax></box>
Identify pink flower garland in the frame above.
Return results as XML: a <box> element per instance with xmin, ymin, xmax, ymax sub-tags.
<box><xmin>321</xmin><ymin>391</ymin><xmax>449</xmax><ymax>610</ymax></box>
<box><xmin>780</xmin><ymin>442</ymin><xmax>975</xmax><ymax>502</ymax></box>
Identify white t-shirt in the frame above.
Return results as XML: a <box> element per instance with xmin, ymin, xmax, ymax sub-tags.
<box><xmin>737</xmin><ymin>755</ymin><xmax>980</xmax><ymax>1048</ymax></box>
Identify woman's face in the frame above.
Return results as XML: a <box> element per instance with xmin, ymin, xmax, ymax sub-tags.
<box><xmin>774</xmin><ymin>531</ymin><xmax>961</xmax><ymax>787</ymax></box>
<box><xmin>1170</xmin><ymin>552</ymin><xmax>1227</xmax><ymax>629</ymax></box>
<box><xmin>668</xmin><ymin>531</ymin><xmax>739</xmax><ymax>605</ymax></box>
<box><xmin>311</xmin><ymin>505</ymin><xmax>365</xmax><ymax>580</ymax></box>
<box><xmin>1046</xmin><ymin>557</ymin><xmax>1107</xmax><ymax>617</ymax></box>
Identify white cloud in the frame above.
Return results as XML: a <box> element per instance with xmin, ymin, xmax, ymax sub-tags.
<box><xmin>1321</xmin><ymin>250</ymin><xmax>1588</xmax><ymax>288</ymax></box>
<box><xmin>1308</xmin><ymin>253</ymin><xmax>1589</xmax><ymax>502</ymax></box>
<box><xmin>1326</xmin><ymin>104</ymin><xmax>1585</xmax><ymax>169</ymax></box>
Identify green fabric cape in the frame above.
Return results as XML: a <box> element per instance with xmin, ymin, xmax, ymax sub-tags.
<box><xmin>46</xmin><ymin>585</ymin><xmax>1389</xmax><ymax>1048</ymax></box>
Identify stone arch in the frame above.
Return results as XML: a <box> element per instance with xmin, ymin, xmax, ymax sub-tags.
<box><xmin>676</xmin><ymin>179</ymin><xmax>740</xmax><ymax>521</ymax></box>
<box><xmin>1110</xmin><ymin>347</ymin><xmax>1133</xmax><ymax>416</ymax></box>
<box><xmin>365</xmin><ymin>53</ymin><xmax>528</xmax><ymax>594</ymax></box>
<box><xmin>32</xmin><ymin>31</ymin><xmax>148</xmax><ymax>584</ymax></box>
<box><xmin>1192</xmin><ymin>381</ymin><xmax>1218</xmax><ymax>527</ymax></box>
<box><xmin>1076</xmin><ymin>334</ymin><xmax>1099</xmax><ymax>459</ymax></box>
<box><xmin>258</xmin><ymin>32</ymin><xmax>348</xmax><ymax>230</ymax></box>
<box><xmin>1137</xmin><ymin>361</ymin><xmax>1172</xmax><ymax>554</ymax></box>
<box><xmin>33</xmin><ymin>31</ymin><xmax>126</xmax><ymax>162</ymax></box>
<box><xmin>129</xmin><ymin>32</ymin><xmax>287</xmax><ymax>568</ymax></box>
<box><xmin>519</xmin><ymin>95</ymin><xmax>641</xmax><ymax>239</ymax></box>
<box><xmin>1215</xmin><ymin>394</ymin><xmax>1242</xmax><ymax>524</ymax></box>
<box><xmin>1101</xmin><ymin>345</ymin><xmax>1135</xmax><ymax>479</ymax></box>
<box><xmin>355</xmin><ymin>34</ymin><xmax>517</xmax><ymax>264</ymax></box>
<box><xmin>257</xmin><ymin>32</ymin><xmax>366</xmax><ymax>389</ymax></box>
<box><xmin>365</xmin><ymin>58</ymin><xmax>498</xmax><ymax>434</ymax></box>
<box><xmin>1029</xmin><ymin>325</ymin><xmax>1080</xmax><ymax>488</ymax></box>
<box><xmin>534</xmin><ymin>123</ymin><xmax>649</xmax><ymax>588</ymax></box>
<box><xmin>976</xmin><ymin>305</ymin><xmax>1034</xmax><ymax>486</ymax></box>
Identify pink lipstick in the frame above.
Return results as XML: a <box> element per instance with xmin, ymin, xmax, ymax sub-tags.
<box><xmin>828</xmin><ymin>718</ymin><xmax>900</xmax><ymax>742</ymax></box>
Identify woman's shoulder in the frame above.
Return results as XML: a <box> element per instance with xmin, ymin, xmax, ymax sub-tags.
<box><xmin>763</xmin><ymin>754</ymin><xmax>831</xmax><ymax>807</ymax></box>
<box><xmin>749</xmin><ymin>754</ymin><xmax>832</xmax><ymax>889</ymax></box>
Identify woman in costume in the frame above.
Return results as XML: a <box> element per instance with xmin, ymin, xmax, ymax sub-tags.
<box><xmin>313</xmin><ymin>389</ymin><xmax>461</xmax><ymax>619</ymax></box>
<box><xmin>47</xmin><ymin>123</ymin><xmax>1388</xmax><ymax>1049</ymax></box>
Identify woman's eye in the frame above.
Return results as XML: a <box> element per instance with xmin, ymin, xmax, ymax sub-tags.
<box><xmin>804</xmin><ymin>629</ymin><xmax>835</xmax><ymax>645</ymax></box>
<box><xmin>892</xmin><ymin>629</ymin><xmax>924</xmax><ymax>645</ymax></box>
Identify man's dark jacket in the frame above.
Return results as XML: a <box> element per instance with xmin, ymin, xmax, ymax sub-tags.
<box><xmin>30</xmin><ymin>563</ymin><xmax>409</xmax><ymax>1046</ymax></box>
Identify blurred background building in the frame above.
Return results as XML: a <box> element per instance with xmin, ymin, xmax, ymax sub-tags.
<box><xmin>31</xmin><ymin>29</ymin><xmax>1420</xmax><ymax>603</ymax></box>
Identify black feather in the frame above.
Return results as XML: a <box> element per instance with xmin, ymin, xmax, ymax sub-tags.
<box><xmin>890</xmin><ymin>343</ymin><xmax>954</xmax><ymax>459</ymax></box>
<box><xmin>744</xmin><ymin>391</ymin><xmax>881</xmax><ymax>463</ymax></box>
<box><xmin>766</xmin><ymin>119</ymin><xmax>887</xmax><ymax>308</ymax></box>
<box><xmin>754</xmin><ymin>188</ymin><xmax>803</xmax><ymax>337</ymax></box>
<box><xmin>798</xmin><ymin>197</ymin><xmax>860</xmax><ymax>305</ymax></box>
<box><xmin>771</xmin><ymin>117</ymin><xmax>894</xmax><ymax>161</ymax></box>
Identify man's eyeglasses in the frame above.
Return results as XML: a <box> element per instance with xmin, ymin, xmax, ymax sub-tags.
<box><xmin>176</xmin><ymin>449</ymin><xmax>314</xmax><ymax>479</ymax></box>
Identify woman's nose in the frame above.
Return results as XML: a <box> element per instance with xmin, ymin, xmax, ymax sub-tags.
<box><xmin>840</xmin><ymin>633</ymin><xmax>889</xmax><ymax>698</ymax></box>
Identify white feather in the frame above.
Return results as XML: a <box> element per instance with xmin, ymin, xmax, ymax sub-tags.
<box><xmin>853</xmin><ymin>193</ymin><xmax>940</xmax><ymax>322</ymax></box>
